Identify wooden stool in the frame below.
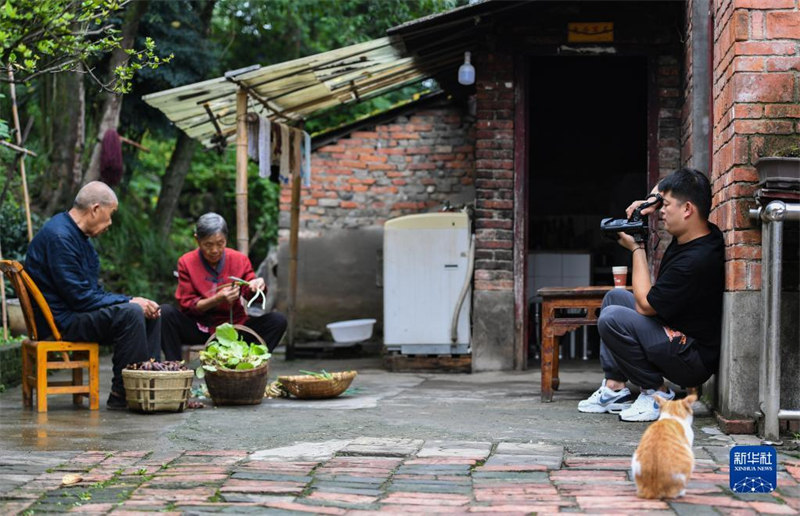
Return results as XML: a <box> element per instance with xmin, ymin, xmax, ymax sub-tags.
<box><xmin>0</xmin><ymin>260</ymin><xmax>99</xmax><ymax>412</ymax></box>
<box><xmin>538</xmin><ymin>286</ymin><xmax>619</xmax><ymax>402</ymax></box>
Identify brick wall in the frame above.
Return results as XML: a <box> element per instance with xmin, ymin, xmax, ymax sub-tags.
<box><xmin>710</xmin><ymin>0</ymin><xmax>800</xmax><ymax>291</ymax></box>
<box><xmin>473</xmin><ymin>52</ymin><xmax>515</xmax><ymax>293</ymax></box>
<box><xmin>653</xmin><ymin>55</ymin><xmax>686</xmax><ymax>273</ymax></box>
<box><xmin>278</xmin><ymin>105</ymin><xmax>475</xmax><ymax>231</ymax></box>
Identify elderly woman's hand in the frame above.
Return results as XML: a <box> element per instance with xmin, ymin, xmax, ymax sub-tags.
<box><xmin>216</xmin><ymin>284</ymin><xmax>240</xmax><ymax>304</ymax></box>
<box><xmin>248</xmin><ymin>277</ymin><xmax>266</xmax><ymax>292</ymax></box>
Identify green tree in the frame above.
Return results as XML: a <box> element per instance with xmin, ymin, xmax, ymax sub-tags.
<box><xmin>0</xmin><ymin>0</ymin><xmax>169</xmax><ymax>93</ymax></box>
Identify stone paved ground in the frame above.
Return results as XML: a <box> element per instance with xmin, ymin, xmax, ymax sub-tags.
<box><xmin>2</xmin><ymin>436</ymin><xmax>800</xmax><ymax>514</ymax></box>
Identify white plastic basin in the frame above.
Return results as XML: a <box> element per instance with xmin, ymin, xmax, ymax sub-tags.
<box><xmin>326</xmin><ymin>319</ymin><xmax>377</xmax><ymax>343</ymax></box>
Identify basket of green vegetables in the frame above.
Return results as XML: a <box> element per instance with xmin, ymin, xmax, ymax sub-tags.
<box><xmin>277</xmin><ymin>370</ymin><xmax>357</xmax><ymax>399</ymax></box>
<box><xmin>197</xmin><ymin>323</ymin><xmax>271</xmax><ymax>405</ymax></box>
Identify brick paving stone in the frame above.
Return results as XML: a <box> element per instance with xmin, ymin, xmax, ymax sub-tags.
<box><xmin>747</xmin><ymin>501</ymin><xmax>799</xmax><ymax>514</ymax></box>
<box><xmin>472</xmin><ymin>471</ymin><xmax>549</xmax><ymax>482</ymax></box>
<box><xmin>237</xmin><ymin>461</ymin><xmax>319</xmax><ymax>475</ymax></box>
<box><xmin>0</xmin><ymin>500</ymin><xmax>35</xmax><ymax>513</ymax></box>
<box><xmin>495</xmin><ymin>443</ymin><xmax>563</xmax><ymax>455</ymax></box>
<box><xmin>467</xmin><ymin>505</ymin><xmax>564</xmax><ymax>514</ymax></box>
<box><xmin>175</xmin><ymin>502</ymin><xmax>272</xmax><ymax>513</ymax></box>
<box><xmin>563</xmin><ymin>457</ymin><xmax>631</xmax><ymax>470</ymax></box>
<box><xmin>309</xmin><ymin>475</ymin><xmax>387</xmax><ymax>486</ymax></box>
<box><xmin>127</xmin><ymin>486</ymin><xmax>217</xmax><ymax>502</ymax></box>
<box><xmin>404</xmin><ymin>457</ymin><xmax>478</xmax><ymax>465</ymax></box>
<box><xmin>670</xmin><ymin>501</ymin><xmax>722</xmax><ymax>515</ymax></box>
<box><xmin>67</xmin><ymin>502</ymin><xmax>115</xmax><ymax>513</ymax></box>
<box><xmin>310</xmin><ymin>484</ymin><xmax>383</xmax><ymax>496</ymax></box>
<box><xmin>220</xmin><ymin>493</ymin><xmax>297</xmax><ymax>504</ymax></box>
<box><xmin>219</xmin><ymin>479</ymin><xmax>306</xmax><ymax>495</ymax></box>
<box><xmin>551</xmin><ymin>469</ymin><xmax>628</xmax><ymax>481</ymax></box>
<box><xmin>262</xmin><ymin>500</ymin><xmax>348</xmax><ymax>514</ymax></box>
<box><xmin>341</xmin><ymin>437</ymin><xmax>423</xmax><ymax>457</ymax></box>
<box><xmin>575</xmin><ymin>495</ymin><xmax>671</xmax><ymax>510</ymax></box>
<box><xmin>475</xmin><ymin>463</ymin><xmax>548</xmax><ymax>472</ymax></box>
<box><xmin>679</xmin><ymin>494</ymin><xmax>755</xmax><ymax>508</ymax></box>
<box><xmin>483</xmin><ymin>453</ymin><xmax>562</xmax><ymax>470</ymax></box>
<box><xmin>231</xmin><ymin>471</ymin><xmax>312</xmax><ymax>483</ymax></box>
<box><xmin>395</xmin><ymin>465</ymin><xmax>471</xmax><ymax>476</ymax></box>
<box><xmin>386</xmin><ymin>482</ymin><xmax>472</xmax><ymax>495</ymax></box>
<box><xmin>389</xmin><ymin>477</ymin><xmax>471</xmax><ymax>486</ymax></box>
<box><xmin>143</xmin><ymin>473</ymin><xmax>230</xmax><ymax>485</ymax></box>
<box><xmin>305</xmin><ymin>490</ymin><xmax>378</xmax><ymax>505</ymax></box>
<box><xmin>392</xmin><ymin>475</ymin><xmax>471</xmax><ymax>483</ymax></box>
<box><xmin>716</xmin><ymin>509</ymin><xmax>760</xmax><ymax>516</ymax></box>
<box><xmin>381</xmin><ymin>491</ymin><xmax>470</xmax><ymax>506</ymax></box>
<box><xmin>415</xmin><ymin>440</ymin><xmax>492</xmax><ymax>459</ymax></box>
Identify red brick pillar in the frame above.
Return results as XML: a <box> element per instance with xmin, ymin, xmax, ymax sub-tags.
<box><xmin>471</xmin><ymin>52</ymin><xmax>517</xmax><ymax>371</ymax></box>
<box><xmin>711</xmin><ymin>0</ymin><xmax>799</xmax><ymax>427</ymax></box>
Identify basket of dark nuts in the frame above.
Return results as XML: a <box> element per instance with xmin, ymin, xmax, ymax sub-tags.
<box><xmin>122</xmin><ymin>359</ymin><xmax>195</xmax><ymax>412</ymax></box>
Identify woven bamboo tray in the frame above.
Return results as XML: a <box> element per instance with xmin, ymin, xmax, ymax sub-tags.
<box><xmin>277</xmin><ymin>371</ymin><xmax>357</xmax><ymax>399</ymax></box>
<box><xmin>122</xmin><ymin>369</ymin><xmax>195</xmax><ymax>412</ymax></box>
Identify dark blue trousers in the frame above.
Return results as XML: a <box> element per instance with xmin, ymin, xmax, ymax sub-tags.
<box><xmin>64</xmin><ymin>303</ymin><xmax>161</xmax><ymax>394</ymax></box>
<box><xmin>597</xmin><ymin>288</ymin><xmax>710</xmax><ymax>389</ymax></box>
<box><xmin>159</xmin><ymin>303</ymin><xmax>287</xmax><ymax>361</ymax></box>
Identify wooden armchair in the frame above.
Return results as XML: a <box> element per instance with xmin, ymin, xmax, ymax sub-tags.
<box><xmin>0</xmin><ymin>260</ymin><xmax>99</xmax><ymax>412</ymax></box>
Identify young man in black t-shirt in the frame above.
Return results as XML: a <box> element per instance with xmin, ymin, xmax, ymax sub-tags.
<box><xmin>578</xmin><ymin>168</ymin><xmax>725</xmax><ymax>422</ymax></box>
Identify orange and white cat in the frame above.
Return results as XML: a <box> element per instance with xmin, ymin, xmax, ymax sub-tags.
<box><xmin>631</xmin><ymin>394</ymin><xmax>697</xmax><ymax>499</ymax></box>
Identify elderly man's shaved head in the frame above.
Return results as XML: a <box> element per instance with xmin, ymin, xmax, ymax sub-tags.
<box><xmin>73</xmin><ymin>181</ymin><xmax>118</xmax><ymax>211</ymax></box>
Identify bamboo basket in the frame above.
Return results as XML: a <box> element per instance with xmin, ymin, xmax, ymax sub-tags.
<box><xmin>277</xmin><ymin>371</ymin><xmax>357</xmax><ymax>399</ymax></box>
<box><xmin>202</xmin><ymin>325</ymin><xmax>270</xmax><ymax>406</ymax></box>
<box><xmin>122</xmin><ymin>369</ymin><xmax>195</xmax><ymax>413</ymax></box>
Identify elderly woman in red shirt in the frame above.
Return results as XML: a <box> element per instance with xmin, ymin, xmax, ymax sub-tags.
<box><xmin>160</xmin><ymin>213</ymin><xmax>287</xmax><ymax>360</ymax></box>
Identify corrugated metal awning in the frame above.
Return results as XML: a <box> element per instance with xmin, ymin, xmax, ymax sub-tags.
<box><xmin>143</xmin><ymin>35</ymin><xmax>465</xmax><ymax>150</ymax></box>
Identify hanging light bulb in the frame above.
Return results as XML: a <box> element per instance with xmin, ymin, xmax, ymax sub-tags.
<box><xmin>458</xmin><ymin>51</ymin><xmax>475</xmax><ymax>86</ymax></box>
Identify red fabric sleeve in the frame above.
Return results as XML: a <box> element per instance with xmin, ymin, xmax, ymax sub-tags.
<box><xmin>175</xmin><ymin>254</ymin><xmax>204</xmax><ymax>317</ymax></box>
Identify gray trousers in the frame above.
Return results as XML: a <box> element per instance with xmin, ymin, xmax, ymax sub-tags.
<box><xmin>598</xmin><ymin>289</ymin><xmax>710</xmax><ymax>390</ymax></box>
<box><xmin>64</xmin><ymin>303</ymin><xmax>161</xmax><ymax>394</ymax></box>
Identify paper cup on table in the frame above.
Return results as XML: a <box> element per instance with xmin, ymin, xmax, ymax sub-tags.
<box><xmin>612</xmin><ymin>266</ymin><xmax>628</xmax><ymax>288</ymax></box>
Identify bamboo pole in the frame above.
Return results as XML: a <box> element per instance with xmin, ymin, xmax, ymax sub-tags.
<box><xmin>0</xmin><ymin>239</ymin><xmax>8</xmax><ymax>340</ymax></box>
<box><xmin>8</xmin><ymin>71</ymin><xmax>33</xmax><ymax>242</ymax></box>
<box><xmin>235</xmin><ymin>88</ymin><xmax>249</xmax><ymax>254</ymax></box>
<box><xmin>287</xmin><ymin>127</ymin><xmax>302</xmax><ymax>360</ymax></box>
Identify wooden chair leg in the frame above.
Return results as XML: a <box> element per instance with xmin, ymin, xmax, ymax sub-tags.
<box><xmin>541</xmin><ymin>333</ymin><xmax>555</xmax><ymax>403</ymax></box>
<box><xmin>21</xmin><ymin>344</ymin><xmax>32</xmax><ymax>408</ymax></box>
<box><xmin>551</xmin><ymin>336</ymin><xmax>560</xmax><ymax>391</ymax></box>
<box><xmin>36</xmin><ymin>349</ymin><xmax>48</xmax><ymax>413</ymax></box>
<box><xmin>73</xmin><ymin>367</ymin><xmax>84</xmax><ymax>406</ymax></box>
<box><xmin>89</xmin><ymin>347</ymin><xmax>99</xmax><ymax>410</ymax></box>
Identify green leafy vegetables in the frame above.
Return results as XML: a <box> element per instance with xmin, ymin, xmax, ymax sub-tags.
<box><xmin>196</xmin><ymin>323</ymin><xmax>270</xmax><ymax>378</ymax></box>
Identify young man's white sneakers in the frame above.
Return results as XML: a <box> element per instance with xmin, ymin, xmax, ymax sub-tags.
<box><xmin>618</xmin><ymin>388</ymin><xmax>675</xmax><ymax>422</ymax></box>
<box><xmin>577</xmin><ymin>379</ymin><xmax>634</xmax><ymax>414</ymax></box>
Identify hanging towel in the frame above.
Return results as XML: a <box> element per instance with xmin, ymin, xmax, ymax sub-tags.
<box><xmin>301</xmin><ymin>130</ymin><xmax>311</xmax><ymax>188</ymax></box>
<box><xmin>247</xmin><ymin>117</ymin><xmax>259</xmax><ymax>162</ymax></box>
<box><xmin>258</xmin><ymin>116</ymin><xmax>271</xmax><ymax>178</ymax></box>
<box><xmin>279</xmin><ymin>123</ymin><xmax>291</xmax><ymax>185</ymax></box>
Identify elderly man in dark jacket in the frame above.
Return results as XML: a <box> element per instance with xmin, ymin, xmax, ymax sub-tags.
<box><xmin>25</xmin><ymin>181</ymin><xmax>161</xmax><ymax>410</ymax></box>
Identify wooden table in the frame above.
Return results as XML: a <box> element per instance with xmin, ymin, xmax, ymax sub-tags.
<box><xmin>537</xmin><ymin>286</ymin><xmax>618</xmax><ymax>402</ymax></box>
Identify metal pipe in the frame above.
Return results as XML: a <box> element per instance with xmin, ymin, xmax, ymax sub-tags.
<box><xmin>762</xmin><ymin>212</ymin><xmax>782</xmax><ymax>442</ymax></box>
<box><xmin>750</xmin><ymin>201</ymin><xmax>800</xmax><ymax>442</ymax></box>
<box><xmin>778</xmin><ymin>410</ymin><xmax>800</xmax><ymax>421</ymax></box>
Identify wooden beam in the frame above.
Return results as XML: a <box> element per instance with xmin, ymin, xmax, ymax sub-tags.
<box><xmin>235</xmin><ymin>89</ymin><xmax>249</xmax><ymax>255</ymax></box>
<box><xmin>287</xmin><ymin>127</ymin><xmax>303</xmax><ymax>360</ymax></box>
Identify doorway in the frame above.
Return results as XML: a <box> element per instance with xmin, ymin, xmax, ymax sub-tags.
<box><xmin>527</xmin><ymin>55</ymin><xmax>649</xmax><ymax>360</ymax></box>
